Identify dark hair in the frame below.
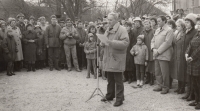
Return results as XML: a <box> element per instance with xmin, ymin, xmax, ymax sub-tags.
<box><xmin>88</xmin><ymin>25</ymin><xmax>97</xmax><ymax>34</ymax></box>
<box><xmin>166</xmin><ymin>15</ymin><xmax>171</xmax><ymax>19</ymax></box>
<box><xmin>150</xmin><ymin>17</ymin><xmax>157</xmax><ymax>25</ymax></box>
<box><xmin>167</xmin><ymin>19</ymin><xmax>176</xmax><ymax>29</ymax></box>
<box><xmin>185</xmin><ymin>19</ymin><xmax>195</xmax><ymax>28</ymax></box>
<box><xmin>158</xmin><ymin>15</ymin><xmax>167</xmax><ymax>23</ymax></box>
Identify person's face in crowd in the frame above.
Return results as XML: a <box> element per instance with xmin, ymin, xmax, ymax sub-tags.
<box><xmin>185</xmin><ymin>20</ymin><xmax>192</xmax><ymax>29</ymax></box>
<box><xmin>176</xmin><ymin>23</ymin><xmax>183</xmax><ymax>32</ymax></box>
<box><xmin>150</xmin><ymin>20</ymin><xmax>156</xmax><ymax>27</ymax></box>
<box><xmin>125</xmin><ymin>25</ymin><xmax>131</xmax><ymax>32</ymax></box>
<box><xmin>18</xmin><ymin>17</ymin><xmax>24</xmax><ymax>22</ymax></box>
<box><xmin>10</xmin><ymin>21</ymin><xmax>16</xmax><ymax>27</ymax></box>
<box><xmin>51</xmin><ymin>18</ymin><xmax>57</xmax><ymax>25</ymax></box>
<box><xmin>90</xmin><ymin>28</ymin><xmax>96</xmax><ymax>34</ymax></box>
<box><xmin>196</xmin><ymin>21</ymin><xmax>200</xmax><ymax>31</ymax></box>
<box><xmin>134</xmin><ymin>21</ymin><xmax>141</xmax><ymax>28</ymax></box>
<box><xmin>121</xmin><ymin>20</ymin><xmax>126</xmax><ymax>25</ymax></box>
<box><xmin>108</xmin><ymin>14</ymin><xmax>118</xmax><ymax>28</ymax></box>
<box><xmin>59</xmin><ymin>22</ymin><xmax>66</xmax><ymax>28</ymax></box>
<box><xmin>168</xmin><ymin>23</ymin><xmax>173</xmax><ymax>29</ymax></box>
<box><xmin>137</xmin><ymin>38</ymin><xmax>142</xmax><ymax>45</ymax></box>
<box><xmin>30</xmin><ymin>19</ymin><xmax>34</xmax><ymax>24</ymax></box>
<box><xmin>144</xmin><ymin>21</ymin><xmax>151</xmax><ymax>30</ymax></box>
<box><xmin>27</xmin><ymin>26</ymin><xmax>33</xmax><ymax>31</ymax></box>
<box><xmin>40</xmin><ymin>19</ymin><xmax>46</xmax><ymax>24</ymax></box>
<box><xmin>77</xmin><ymin>23</ymin><xmax>83</xmax><ymax>28</ymax></box>
<box><xmin>66</xmin><ymin>21</ymin><xmax>72</xmax><ymax>27</ymax></box>
<box><xmin>24</xmin><ymin>19</ymin><xmax>28</xmax><ymax>25</ymax></box>
<box><xmin>157</xmin><ymin>17</ymin><xmax>165</xmax><ymax>27</ymax></box>
<box><xmin>7</xmin><ymin>31</ymin><xmax>12</xmax><ymax>36</ymax></box>
<box><xmin>89</xmin><ymin>36</ymin><xmax>94</xmax><ymax>42</ymax></box>
<box><xmin>37</xmin><ymin>22</ymin><xmax>41</xmax><ymax>26</ymax></box>
<box><xmin>1</xmin><ymin>23</ymin><xmax>6</xmax><ymax>29</ymax></box>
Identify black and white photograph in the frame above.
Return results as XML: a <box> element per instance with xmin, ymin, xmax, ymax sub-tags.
<box><xmin>0</xmin><ymin>0</ymin><xmax>200</xmax><ymax>111</ymax></box>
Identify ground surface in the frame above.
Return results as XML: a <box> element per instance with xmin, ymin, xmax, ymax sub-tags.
<box><xmin>0</xmin><ymin>68</ymin><xmax>197</xmax><ymax>111</ymax></box>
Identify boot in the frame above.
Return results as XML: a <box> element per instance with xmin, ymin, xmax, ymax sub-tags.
<box><xmin>10</xmin><ymin>63</ymin><xmax>15</xmax><ymax>75</ymax></box>
<box><xmin>102</xmin><ymin>71</ymin><xmax>106</xmax><ymax>80</ymax></box>
<box><xmin>182</xmin><ymin>91</ymin><xmax>190</xmax><ymax>99</ymax></box>
<box><xmin>27</xmin><ymin>63</ymin><xmax>31</xmax><ymax>72</ymax></box>
<box><xmin>187</xmin><ymin>92</ymin><xmax>195</xmax><ymax>101</ymax></box>
<box><xmin>7</xmin><ymin>67</ymin><xmax>12</xmax><ymax>76</ymax></box>
<box><xmin>174</xmin><ymin>81</ymin><xmax>181</xmax><ymax>93</ymax></box>
<box><xmin>150</xmin><ymin>73</ymin><xmax>154</xmax><ymax>85</ymax></box>
<box><xmin>55</xmin><ymin>60</ymin><xmax>61</xmax><ymax>71</ymax></box>
<box><xmin>128</xmin><ymin>73</ymin><xmax>132</xmax><ymax>84</ymax></box>
<box><xmin>145</xmin><ymin>72</ymin><xmax>150</xmax><ymax>84</ymax></box>
<box><xmin>86</xmin><ymin>73</ymin><xmax>90</xmax><ymax>78</ymax></box>
<box><xmin>32</xmin><ymin>63</ymin><xmax>36</xmax><ymax>72</ymax></box>
<box><xmin>195</xmin><ymin>103</ymin><xmax>200</xmax><ymax>109</ymax></box>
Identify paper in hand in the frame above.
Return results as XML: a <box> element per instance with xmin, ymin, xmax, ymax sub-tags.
<box><xmin>96</xmin><ymin>34</ymin><xmax>109</xmax><ymax>46</ymax></box>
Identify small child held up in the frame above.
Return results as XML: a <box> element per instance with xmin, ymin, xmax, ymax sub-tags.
<box><xmin>84</xmin><ymin>33</ymin><xmax>97</xmax><ymax>79</ymax></box>
<box><xmin>130</xmin><ymin>35</ymin><xmax>148</xmax><ymax>87</ymax></box>
<box><xmin>2</xmin><ymin>29</ymin><xmax>18</xmax><ymax>76</ymax></box>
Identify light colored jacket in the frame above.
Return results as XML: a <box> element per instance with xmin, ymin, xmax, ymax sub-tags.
<box><xmin>151</xmin><ymin>24</ymin><xmax>174</xmax><ymax>61</ymax></box>
<box><xmin>130</xmin><ymin>43</ymin><xmax>148</xmax><ymax>65</ymax></box>
<box><xmin>102</xmin><ymin>22</ymin><xmax>129</xmax><ymax>72</ymax></box>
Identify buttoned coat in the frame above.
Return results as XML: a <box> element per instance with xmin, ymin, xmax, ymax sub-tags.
<box><xmin>102</xmin><ymin>22</ymin><xmax>129</xmax><ymax>72</ymax></box>
<box><xmin>7</xmin><ymin>25</ymin><xmax>23</xmax><ymax>61</ymax></box>
<box><xmin>151</xmin><ymin>24</ymin><xmax>174</xmax><ymax>61</ymax></box>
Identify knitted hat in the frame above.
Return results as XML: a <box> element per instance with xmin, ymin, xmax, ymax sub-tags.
<box><xmin>16</xmin><ymin>13</ymin><xmax>25</xmax><ymax>18</ymax></box>
<box><xmin>137</xmin><ymin>35</ymin><xmax>144</xmax><ymax>42</ymax></box>
<box><xmin>50</xmin><ymin>15</ymin><xmax>56</xmax><ymax>19</ymax></box>
<box><xmin>8</xmin><ymin>18</ymin><xmax>16</xmax><ymax>24</ymax></box>
<box><xmin>88</xmin><ymin>33</ymin><xmax>94</xmax><ymax>37</ymax></box>
<box><xmin>185</xmin><ymin>13</ymin><xmax>197</xmax><ymax>24</ymax></box>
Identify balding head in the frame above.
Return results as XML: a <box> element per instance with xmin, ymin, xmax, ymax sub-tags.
<box><xmin>107</xmin><ymin>12</ymin><xmax>119</xmax><ymax>28</ymax></box>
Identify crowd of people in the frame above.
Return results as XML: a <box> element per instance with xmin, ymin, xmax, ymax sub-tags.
<box><xmin>0</xmin><ymin>11</ymin><xmax>200</xmax><ymax>108</ymax></box>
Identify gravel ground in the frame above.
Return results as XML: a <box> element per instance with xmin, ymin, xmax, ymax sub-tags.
<box><xmin>0</xmin><ymin>68</ymin><xmax>197</xmax><ymax>111</ymax></box>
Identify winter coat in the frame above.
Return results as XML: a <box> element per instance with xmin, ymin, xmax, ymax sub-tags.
<box><xmin>151</xmin><ymin>24</ymin><xmax>174</xmax><ymax>61</ymax></box>
<box><xmin>0</xmin><ymin>29</ymin><xmax>6</xmax><ymax>62</ymax></box>
<box><xmin>133</xmin><ymin>26</ymin><xmax>144</xmax><ymax>39</ymax></box>
<box><xmin>36</xmin><ymin>31</ymin><xmax>46</xmax><ymax>60</ymax></box>
<box><xmin>125</xmin><ymin>30</ymin><xmax>136</xmax><ymax>71</ymax></box>
<box><xmin>7</xmin><ymin>25</ymin><xmax>23</xmax><ymax>61</ymax></box>
<box><xmin>185</xmin><ymin>33</ymin><xmax>200</xmax><ymax>76</ymax></box>
<box><xmin>45</xmin><ymin>24</ymin><xmax>61</xmax><ymax>47</ymax></box>
<box><xmin>102</xmin><ymin>22</ymin><xmax>129</xmax><ymax>72</ymax></box>
<box><xmin>84</xmin><ymin>41</ymin><xmax>97</xmax><ymax>59</ymax></box>
<box><xmin>22</xmin><ymin>30</ymin><xmax>38</xmax><ymax>62</ymax></box>
<box><xmin>143</xmin><ymin>29</ymin><xmax>155</xmax><ymax>61</ymax></box>
<box><xmin>2</xmin><ymin>35</ymin><xmax>18</xmax><ymax>62</ymax></box>
<box><xmin>130</xmin><ymin>43</ymin><xmax>148</xmax><ymax>65</ymax></box>
<box><xmin>76</xmin><ymin>28</ymin><xmax>87</xmax><ymax>44</ymax></box>
<box><xmin>16</xmin><ymin>21</ymin><xmax>26</xmax><ymax>33</ymax></box>
<box><xmin>170</xmin><ymin>31</ymin><xmax>187</xmax><ymax>81</ymax></box>
<box><xmin>59</xmin><ymin>26</ymin><xmax>79</xmax><ymax>46</ymax></box>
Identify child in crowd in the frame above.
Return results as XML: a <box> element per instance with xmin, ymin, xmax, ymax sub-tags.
<box><xmin>2</xmin><ymin>29</ymin><xmax>18</xmax><ymax>76</ymax></box>
<box><xmin>130</xmin><ymin>35</ymin><xmax>148</xmax><ymax>87</ymax></box>
<box><xmin>84</xmin><ymin>33</ymin><xmax>97</xmax><ymax>79</ymax></box>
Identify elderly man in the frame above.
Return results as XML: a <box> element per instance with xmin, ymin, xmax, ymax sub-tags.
<box><xmin>151</xmin><ymin>15</ymin><xmax>174</xmax><ymax>94</ymax></box>
<box><xmin>45</xmin><ymin>15</ymin><xmax>61</xmax><ymax>71</ymax></box>
<box><xmin>100</xmin><ymin>12</ymin><xmax>129</xmax><ymax>107</ymax></box>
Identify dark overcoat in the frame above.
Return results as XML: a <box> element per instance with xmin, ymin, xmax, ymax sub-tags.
<box><xmin>22</xmin><ymin>30</ymin><xmax>38</xmax><ymax>62</ymax></box>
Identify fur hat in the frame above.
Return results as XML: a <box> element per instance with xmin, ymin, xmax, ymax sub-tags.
<box><xmin>16</xmin><ymin>13</ymin><xmax>25</xmax><ymax>18</ymax></box>
<box><xmin>137</xmin><ymin>35</ymin><xmax>144</xmax><ymax>42</ymax></box>
<box><xmin>185</xmin><ymin>13</ymin><xmax>197</xmax><ymax>24</ymax></box>
<box><xmin>134</xmin><ymin>17</ymin><xmax>142</xmax><ymax>22</ymax></box>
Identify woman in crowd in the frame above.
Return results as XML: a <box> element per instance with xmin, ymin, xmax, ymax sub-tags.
<box><xmin>150</xmin><ymin>17</ymin><xmax>158</xmax><ymax>30</ymax></box>
<box><xmin>185</xmin><ymin>16</ymin><xmax>200</xmax><ymax>109</ymax></box>
<box><xmin>167</xmin><ymin>19</ymin><xmax>177</xmax><ymax>32</ymax></box>
<box><xmin>170</xmin><ymin>19</ymin><xmax>186</xmax><ymax>94</ymax></box>
<box><xmin>7</xmin><ymin>18</ymin><xmax>23</xmax><ymax>71</ymax></box>
<box><xmin>87</xmin><ymin>25</ymin><xmax>97</xmax><ymax>42</ymax></box>
<box><xmin>22</xmin><ymin>24</ymin><xmax>38</xmax><ymax>72</ymax></box>
<box><xmin>143</xmin><ymin>20</ymin><xmax>155</xmax><ymax>85</ymax></box>
<box><xmin>35</xmin><ymin>25</ymin><xmax>46</xmax><ymax>69</ymax></box>
<box><xmin>124</xmin><ymin>21</ymin><xmax>136</xmax><ymax>84</ymax></box>
<box><xmin>182</xmin><ymin>13</ymin><xmax>197</xmax><ymax>101</ymax></box>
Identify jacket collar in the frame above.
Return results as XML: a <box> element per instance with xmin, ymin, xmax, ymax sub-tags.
<box><xmin>107</xmin><ymin>22</ymin><xmax>120</xmax><ymax>34</ymax></box>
